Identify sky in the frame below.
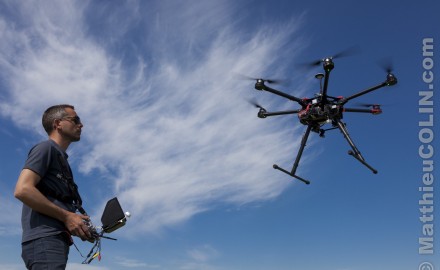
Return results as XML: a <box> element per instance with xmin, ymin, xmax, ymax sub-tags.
<box><xmin>0</xmin><ymin>0</ymin><xmax>438</xmax><ymax>269</ymax></box>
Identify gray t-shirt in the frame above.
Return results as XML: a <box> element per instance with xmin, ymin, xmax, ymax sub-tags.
<box><xmin>21</xmin><ymin>139</ymin><xmax>77</xmax><ymax>243</ymax></box>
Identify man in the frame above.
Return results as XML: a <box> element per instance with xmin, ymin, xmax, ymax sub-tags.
<box><xmin>14</xmin><ymin>104</ymin><xmax>93</xmax><ymax>270</ymax></box>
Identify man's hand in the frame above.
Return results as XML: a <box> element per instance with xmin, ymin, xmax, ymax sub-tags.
<box><xmin>64</xmin><ymin>212</ymin><xmax>94</xmax><ymax>241</ymax></box>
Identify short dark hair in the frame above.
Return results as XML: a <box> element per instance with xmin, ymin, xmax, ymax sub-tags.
<box><xmin>42</xmin><ymin>104</ymin><xmax>75</xmax><ymax>135</ymax></box>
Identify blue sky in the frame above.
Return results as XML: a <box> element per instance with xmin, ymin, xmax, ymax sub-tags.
<box><xmin>0</xmin><ymin>0</ymin><xmax>438</xmax><ymax>269</ymax></box>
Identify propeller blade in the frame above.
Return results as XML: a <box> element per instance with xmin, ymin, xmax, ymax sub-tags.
<box><xmin>247</xmin><ymin>98</ymin><xmax>264</xmax><ymax>109</ymax></box>
<box><xmin>378</xmin><ymin>57</ymin><xmax>394</xmax><ymax>74</ymax></box>
<box><xmin>265</xmin><ymin>79</ymin><xmax>284</xmax><ymax>84</ymax></box>
<box><xmin>233</xmin><ymin>73</ymin><xmax>286</xmax><ymax>85</ymax></box>
<box><xmin>297</xmin><ymin>60</ymin><xmax>322</xmax><ymax>68</ymax></box>
<box><xmin>234</xmin><ymin>73</ymin><xmax>257</xmax><ymax>81</ymax></box>
<box><xmin>299</xmin><ymin>45</ymin><xmax>361</xmax><ymax>68</ymax></box>
<box><xmin>331</xmin><ymin>45</ymin><xmax>362</xmax><ymax>59</ymax></box>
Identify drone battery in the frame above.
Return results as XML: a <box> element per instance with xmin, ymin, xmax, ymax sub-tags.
<box><xmin>101</xmin><ymin>197</ymin><xmax>127</xmax><ymax>233</ymax></box>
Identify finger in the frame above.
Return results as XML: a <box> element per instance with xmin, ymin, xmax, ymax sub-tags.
<box><xmin>87</xmin><ymin>238</ymin><xmax>96</xmax><ymax>243</ymax></box>
<box><xmin>71</xmin><ymin>228</ymin><xmax>86</xmax><ymax>240</ymax></box>
<box><xmin>71</xmin><ymin>222</ymin><xmax>90</xmax><ymax>239</ymax></box>
<box><xmin>80</xmin><ymin>215</ymin><xmax>90</xmax><ymax>221</ymax></box>
<box><xmin>80</xmin><ymin>222</ymin><xmax>93</xmax><ymax>239</ymax></box>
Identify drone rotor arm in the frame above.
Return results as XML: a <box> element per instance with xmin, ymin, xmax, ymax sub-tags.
<box><xmin>260</xmin><ymin>109</ymin><xmax>302</xmax><ymax>118</ymax></box>
<box><xmin>343</xmin><ymin>107</ymin><xmax>382</xmax><ymax>115</ymax></box>
<box><xmin>338</xmin><ymin>82</ymin><xmax>388</xmax><ymax>105</ymax></box>
<box><xmin>320</xmin><ymin>69</ymin><xmax>331</xmax><ymax>97</ymax></box>
<box><xmin>259</xmin><ymin>84</ymin><xmax>307</xmax><ymax>107</ymax></box>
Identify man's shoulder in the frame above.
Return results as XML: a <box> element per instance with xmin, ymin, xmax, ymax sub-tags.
<box><xmin>29</xmin><ymin>140</ymin><xmax>63</xmax><ymax>155</ymax></box>
<box><xmin>30</xmin><ymin>139</ymin><xmax>52</xmax><ymax>150</ymax></box>
<box><xmin>24</xmin><ymin>140</ymin><xmax>55</xmax><ymax>174</ymax></box>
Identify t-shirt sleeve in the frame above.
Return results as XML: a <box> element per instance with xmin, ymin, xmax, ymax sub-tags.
<box><xmin>23</xmin><ymin>142</ymin><xmax>52</xmax><ymax>178</ymax></box>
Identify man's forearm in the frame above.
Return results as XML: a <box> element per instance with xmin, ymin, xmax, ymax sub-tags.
<box><xmin>15</xmin><ymin>168</ymin><xmax>92</xmax><ymax>240</ymax></box>
<box><xmin>15</xmin><ymin>184</ymin><xmax>71</xmax><ymax>223</ymax></box>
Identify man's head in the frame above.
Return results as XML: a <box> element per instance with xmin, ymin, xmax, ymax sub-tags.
<box><xmin>42</xmin><ymin>104</ymin><xmax>83</xmax><ymax>142</ymax></box>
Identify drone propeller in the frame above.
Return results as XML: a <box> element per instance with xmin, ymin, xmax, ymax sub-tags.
<box><xmin>300</xmin><ymin>45</ymin><xmax>361</xmax><ymax>67</ymax></box>
<box><xmin>234</xmin><ymin>73</ymin><xmax>285</xmax><ymax>85</ymax></box>
<box><xmin>377</xmin><ymin>57</ymin><xmax>398</xmax><ymax>85</ymax></box>
<box><xmin>247</xmin><ymin>98</ymin><xmax>265</xmax><ymax>109</ymax></box>
<box><xmin>378</xmin><ymin>57</ymin><xmax>394</xmax><ymax>74</ymax></box>
<box><xmin>331</xmin><ymin>45</ymin><xmax>362</xmax><ymax>59</ymax></box>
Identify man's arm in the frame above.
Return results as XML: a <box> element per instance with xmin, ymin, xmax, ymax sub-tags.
<box><xmin>14</xmin><ymin>168</ymin><xmax>92</xmax><ymax>240</ymax></box>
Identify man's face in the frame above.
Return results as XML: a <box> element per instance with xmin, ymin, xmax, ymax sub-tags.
<box><xmin>58</xmin><ymin>107</ymin><xmax>83</xmax><ymax>142</ymax></box>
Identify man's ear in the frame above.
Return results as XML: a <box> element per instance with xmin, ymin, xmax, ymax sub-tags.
<box><xmin>53</xmin><ymin>119</ymin><xmax>61</xmax><ymax>130</ymax></box>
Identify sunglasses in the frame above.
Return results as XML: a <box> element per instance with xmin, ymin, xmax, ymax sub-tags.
<box><xmin>61</xmin><ymin>116</ymin><xmax>82</xmax><ymax>125</ymax></box>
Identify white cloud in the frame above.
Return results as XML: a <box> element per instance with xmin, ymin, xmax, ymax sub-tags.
<box><xmin>66</xmin><ymin>263</ymin><xmax>110</xmax><ymax>270</ymax></box>
<box><xmin>114</xmin><ymin>256</ymin><xmax>159</xmax><ymax>268</ymax></box>
<box><xmin>0</xmin><ymin>193</ymin><xmax>21</xmax><ymax>236</ymax></box>
<box><xmin>0</xmin><ymin>264</ymin><xmax>23</xmax><ymax>270</ymax></box>
<box><xmin>187</xmin><ymin>244</ymin><xmax>220</xmax><ymax>262</ymax></box>
<box><xmin>0</xmin><ymin>0</ymin><xmax>309</xmax><ymax>235</ymax></box>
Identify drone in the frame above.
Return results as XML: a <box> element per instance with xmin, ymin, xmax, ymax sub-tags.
<box><xmin>247</xmin><ymin>52</ymin><xmax>397</xmax><ymax>185</ymax></box>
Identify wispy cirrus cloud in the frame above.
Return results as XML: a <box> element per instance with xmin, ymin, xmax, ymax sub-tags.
<box><xmin>0</xmin><ymin>0</ymin><xmax>309</xmax><ymax>234</ymax></box>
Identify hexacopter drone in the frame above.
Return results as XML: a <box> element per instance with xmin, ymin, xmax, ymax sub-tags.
<box><xmin>247</xmin><ymin>52</ymin><xmax>397</xmax><ymax>184</ymax></box>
